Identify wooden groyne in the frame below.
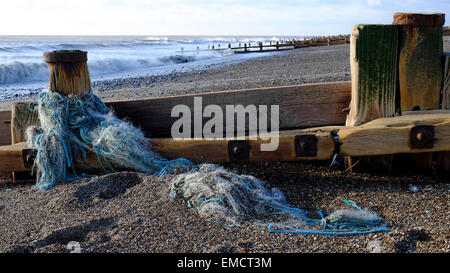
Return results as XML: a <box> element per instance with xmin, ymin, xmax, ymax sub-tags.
<box><xmin>177</xmin><ymin>35</ymin><xmax>350</xmax><ymax>54</ymax></box>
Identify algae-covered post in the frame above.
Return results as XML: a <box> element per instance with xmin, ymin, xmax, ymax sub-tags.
<box><xmin>346</xmin><ymin>24</ymin><xmax>398</xmax><ymax>126</ymax></box>
<box><xmin>345</xmin><ymin>24</ymin><xmax>398</xmax><ymax>172</ymax></box>
<box><xmin>43</xmin><ymin>50</ymin><xmax>91</xmax><ymax>97</ymax></box>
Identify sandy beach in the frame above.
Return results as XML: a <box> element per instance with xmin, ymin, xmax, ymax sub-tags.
<box><xmin>0</xmin><ymin>43</ymin><xmax>449</xmax><ymax>253</ymax></box>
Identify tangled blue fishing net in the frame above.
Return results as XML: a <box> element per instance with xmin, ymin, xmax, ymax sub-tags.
<box><xmin>26</xmin><ymin>89</ymin><xmax>388</xmax><ymax>235</ymax></box>
<box><xmin>26</xmin><ymin>89</ymin><xmax>193</xmax><ymax>190</ymax></box>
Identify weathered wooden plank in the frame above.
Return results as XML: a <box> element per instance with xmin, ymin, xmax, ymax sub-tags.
<box><xmin>0</xmin><ymin>142</ymin><xmax>29</xmax><ymax>172</ymax></box>
<box><xmin>0</xmin><ymin>110</ymin><xmax>11</xmax><ymax>146</ymax></box>
<box><xmin>338</xmin><ymin>111</ymin><xmax>450</xmax><ymax>156</ymax></box>
<box><xmin>109</xmin><ymin>82</ymin><xmax>351</xmax><ymax>138</ymax></box>
<box><xmin>151</xmin><ymin>129</ymin><xmax>335</xmax><ymax>163</ymax></box>
<box><xmin>11</xmin><ymin>102</ymin><xmax>40</xmax><ymax>144</ymax></box>
<box><xmin>0</xmin><ymin>142</ymin><xmax>110</xmax><ymax>173</ymax></box>
<box><xmin>5</xmin><ymin>111</ymin><xmax>450</xmax><ymax>173</ymax></box>
<box><xmin>1</xmin><ymin>82</ymin><xmax>352</xmax><ymax>146</ymax></box>
<box><xmin>0</xmin><ymin>129</ymin><xmax>336</xmax><ymax>172</ymax></box>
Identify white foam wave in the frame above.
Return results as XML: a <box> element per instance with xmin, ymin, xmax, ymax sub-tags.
<box><xmin>0</xmin><ymin>62</ymin><xmax>49</xmax><ymax>84</ymax></box>
<box><xmin>0</xmin><ymin>53</ymin><xmax>220</xmax><ymax>85</ymax></box>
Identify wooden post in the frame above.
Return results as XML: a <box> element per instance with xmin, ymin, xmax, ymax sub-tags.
<box><xmin>393</xmin><ymin>13</ymin><xmax>445</xmax><ymax>112</ymax></box>
<box><xmin>436</xmin><ymin>53</ymin><xmax>450</xmax><ymax>172</ymax></box>
<box><xmin>345</xmin><ymin>24</ymin><xmax>399</xmax><ymax>173</ymax></box>
<box><xmin>393</xmin><ymin>13</ymin><xmax>445</xmax><ymax>172</ymax></box>
<box><xmin>43</xmin><ymin>50</ymin><xmax>91</xmax><ymax>97</ymax></box>
<box><xmin>244</xmin><ymin>43</ymin><xmax>247</xmax><ymax>52</ymax></box>
<box><xmin>441</xmin><ymin>53</ymin><xmax>450</xmax><ymax>109</ymax></box>
<box><xmin>10</xmin><ymin>50</ymin><xmax>91</xmax><ymax>181</ymax></box>
<box><xmin>346</xmin><ymin>25</ymin><xmax>398</xmax><ymax>126</ymax></box>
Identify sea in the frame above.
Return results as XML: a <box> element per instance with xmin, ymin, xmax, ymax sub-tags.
<box><xmin>0</xmin><ymin>35</ymin><xmax>305</xmax><ymax>100</ymax></box>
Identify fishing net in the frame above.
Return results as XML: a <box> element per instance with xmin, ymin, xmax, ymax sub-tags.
<box><xmin>26</xmin><ymin>89</ymin><xmax>193</xmax><ymax>190</ymax></box>
<box><xmin>170</xmin><ymin>164</ymin><xmax>388</xmax><ymax>235</ymax></box>
<box><xmin>26</xmin><ymin>89</ymin><xmax>388</xmax><ymax>235</ymax></box>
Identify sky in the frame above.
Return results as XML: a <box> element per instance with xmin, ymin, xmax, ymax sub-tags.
<box><xmin>0</xmin><ymin>0</ymin><xmax>448</xmax><ymax>36</ymax></box>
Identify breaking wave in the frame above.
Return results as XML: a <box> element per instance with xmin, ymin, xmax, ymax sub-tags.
<box><xmin>0</xmin><ymin>53</ymin><xmax>218</xmax><ymax>85</ymax></box>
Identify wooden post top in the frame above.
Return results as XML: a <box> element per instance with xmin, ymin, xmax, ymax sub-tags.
<box><xmin>43</xmin><ymin>50</ymin><xmax>91</xmax><ymax>96</ymax></box>
<box><xmin>393</xmin><ymin>13</ymin><xmax>445</xmax><ymax>27</ymax></box>
<box><xmin>43</xmin><ymin>50</ymin><xmax>87</xmax><ymax>63</ymax></box>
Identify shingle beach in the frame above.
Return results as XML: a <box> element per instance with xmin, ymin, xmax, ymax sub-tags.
<box><xmin>0</xmin><ymin>42</ymin><xmax>448</xmax><ymax>253</ymax></box>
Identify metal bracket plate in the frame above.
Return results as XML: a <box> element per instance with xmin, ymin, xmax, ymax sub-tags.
<box><xmin>294</xmin><ymin>135</ymin><xmax>317</xmax><ymax>157</ymax></box>
<box><xmin>22</xmin><ymin>149</ymin><xmax>37</xmax><ymax>168</ymax></box>
<box><xmin>228</xmin><ymin>140</ymin><xmax>250</xmax><ymax>161</ymax></box>
<box><xmin>410</xmin><ymin>125</ymin><xmax>434</xmax><ymax>149</ymax></box>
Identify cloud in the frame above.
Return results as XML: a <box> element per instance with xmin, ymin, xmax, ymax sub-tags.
<box><xmin>367</xmin><ymin>0</ymin><xmax>381</xmax><ymax>5</ymax></box>
<box><xmin>0</xmin><ymin>0</ymin><xmax>448</xmax><ymax>35</ymax></box>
